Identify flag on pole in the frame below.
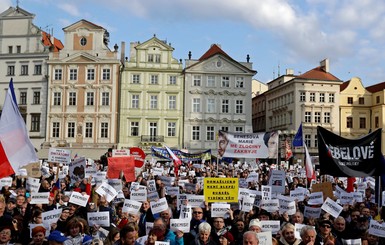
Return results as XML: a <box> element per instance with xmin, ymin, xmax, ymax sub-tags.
<box><xmin>164</xmin><ymin>145</ymin><xmax>182</xmax><ymax>176</ymax></box>
<box><xmin>304</xmin><ymin>143</ymin><xmax>316</xmax><ymax>180</ymax></box>
<box><xmin>0</xmin><ymin>79</ymin><xmax>38</xmax><ymax>178</ymax></box>
<box><xmin>292</xmin><ymin>123</ymin><xmax>303</xmax><ymax>147</ymax></box>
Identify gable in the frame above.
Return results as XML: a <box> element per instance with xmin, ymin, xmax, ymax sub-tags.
<box><xmin>62</xmin><ymin>53</ymin><xmax>99</xmax><ymax>63</ymax></box>
<box><xmin>135</xmin><ymin>36</ymin><xmax>173</xmax><ymax>51</ymax></box>
<box><xmin>63</xmin><ymin>19</ymin><xmax>105</xmax><ymax>32</ymax></box>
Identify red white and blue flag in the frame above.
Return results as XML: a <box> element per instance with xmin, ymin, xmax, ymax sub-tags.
<box><xmin>164</xmin><ymin>145</ymin><xmax>181</xmax><ymax>176</ymax></box>
<box><xmin>0</xmin><ymin>79</ymin><xmax>38</xmax><ymax>178</ymax></box>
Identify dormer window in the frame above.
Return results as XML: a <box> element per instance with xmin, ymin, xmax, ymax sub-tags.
<box><xmin>80</xmin><ymin>37</ymin><xmax>87</xmax><ymax>46</ymax></box>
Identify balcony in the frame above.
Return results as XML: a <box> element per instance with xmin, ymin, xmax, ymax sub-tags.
<box><xmin>140</xmin><ymin>135</ymin><xmax>164</xmax><ymax>145</ymax></box>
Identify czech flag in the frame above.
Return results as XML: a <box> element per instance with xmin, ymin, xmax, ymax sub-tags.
<box><xmin>0</xmin><ymin>79</ymin><xmax>38</xmax><ymax>178</ymax></box>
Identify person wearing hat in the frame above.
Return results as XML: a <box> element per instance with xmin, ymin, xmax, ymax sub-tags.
<box><xmin>218</xmin><ymin>229</ymin><xmax>234</xmax><ymax>245</ymax></box>
<box><xmin>48</xmin><ymin>230</ymin><xmax>67</xmax><ymax>245</ymax></box>
<box><xmin>4</xmin><ymin>198</ymin><xmax>16</xmax><ymax>216</ymax></box>
<box><xmin>30</xmin><ymin>226</ymin><xmax>48</xmax><ymax>245</ymax></box>
<box><xmin>53</xmin><ymin>207</ymin><xmax>71</xmax><ymax>233</ymax></box>
<box><xmin>249</xmin><ymin>219</ymin><xmax>262</xmax><ymax>233</ymax></box>
<box><xmin>315</xmin><ymin>220</ymin><xmax>340</xmax><ymax>245</ymax></box>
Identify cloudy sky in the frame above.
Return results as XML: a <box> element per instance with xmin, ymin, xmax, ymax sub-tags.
<box><xmin>1</xmin><ymin>0</ymin><xmax>385</xmax><ymax>86</ymax></box>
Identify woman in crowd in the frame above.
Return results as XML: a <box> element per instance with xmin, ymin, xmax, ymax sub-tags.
<box><xmin>146</xmin><ymin>227</ymin><xmax>165</xmax><ymax>245</ymax></box>
<box><xmin>64</xmin><ymin>217</ymin><xmax>89</xmax><ymax>245</ymax></box>
<box><xmin>190</xmin><ymin>222</ymin><xmax>217</xmax><ymax>245</ymax></box>
<box><xmin>103</xmin><ymin>227</ymin><xmax>120</xmax><ymax>245</ymax></box>
<box><xmin>29</xmin><ymin>226</ymin><xmax>48</xmax><ymax>245</ymax></box>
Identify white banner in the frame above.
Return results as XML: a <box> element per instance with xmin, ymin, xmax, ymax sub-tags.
<box><xmin>242</xmin><ymin>196</ymin><xmax>255</xmax><ymax>212</ymax></box>
<box><xmin>87</xmin><ymin>211</ymin><xmax>110</xmax><ymax>227</ymax></box>
<box><xmin>211</xmin><ymin>203</ymin><xmax>230</xmax><ymax>218</ymax></box>
<box><xmin>96</xmin><ymin>182</ymin><xmax>118</xmax><ymax>203</ymax></box>
<box><xmin>260</xmin><ymin>220</ymin><xmax>280</xmax><ymax>234</ymax></box>
<box><xmin>261</xmin><ymin>185</ymin><xmax>272</xmax><ymax>200</ymax></box>
<box><xmin>308</xmin><ymin>192</ymin><xmax>324</xmax><ymax>205</ymax></box>
<box><xmin>150</xmin><ymin>197</ymin><xmax>168</xmax><ymax>214</ymax></box>
<box><xmin>42</xmin><ymin>208</ymin><xmax>62</xmax><ymax>226</ymax></box>
<box><xmin>279</xmin><ymin>200</ymin><xmax>296</xmax><ymax>215</ymax></box>
<box><xmin>147</xmin><ymin>180</ymin><xmax>157</xmax><ymax>193</ymax></box>
<box><xmin>0</xmin><ymin>177</ymin><xmax>13</xmax><ymax>188</ymax></box>
<box><xmin>166</xmin><ymin>186</ymin><xmax>179</xmax><ymax>196</ymax></box>
<box><xmin>48</xmin><ymin>148</ymin><xmax>71</xmax><ymax>164</ymax></box>
<box><xmin>260</xmin><ymin>199</ymin><xmax>279</xmax><ymax>213</ymax></box>
<box><xmin>186</xmin><ymin>194</ymin><xmax>205</xmax><ymax>208</ymax></box>
<box><xmin>122</xmin><ymin>199</ymin><xmax>142</xmax><ymax>214</ymax></box>
<box><xmin>147</xmin><ymin>191</ymin><xmax>160</xmax><ymax>203</ymax></box>
<box><xmin>179</xmin><ymin>205</ymin><xmax>192</xmax><ymax>219</ymax></box>
<box><xmin>339</xmin><ymin>192</ymin><xmax>354</xmax><ymax>205</ymax></box>
<box><xmin>257</xmin><ymin>231</ymin><xmax>273</xmax><ymax>245</ymax></box>
<box><xmin>108</xmin><ymin>179</ymin><xmax>123</xmax><ymax>192</ymax></box>
<box><xmin>268</xmin><ymin>170</ymin><xmax>286</xmax><ymax>194</ymax></box>
<box><xmin>130</xmin><ymin>188</ymin><xmax>148</xmax><ymax>202</ymax></box>
<box><xmin>342</xmin><ymin>239</ymin><xmax>362</xmax><ymax>245</ymax></box>
<box><xmin>321</xmin><ymin>197</ymin><xmax>343</xmax><ymax>218</ymax></box>
<box><xmin>170</xmin><ymin>218</ymin><xmax>190</xmax><ymax>233</ymax></box>
<box><xmin>69</xmin><ymin>192</ymin><xmax>89</xmax><ymax>207</ymax></box>
<box><xmin>368</xmin><ymin>219</ymin><xmax>385</xmax><ymax>238</ymax></box>
<box><xmin>304</xmin><ymin>206</ymin><xmax>321</xmax><ymax>219</ymax></box>
<box><xmin>30</xmin><ymin>192</ymin><xmax>50</xmax><ymax>204</ymax></box>
<box><xmin>69</xmin><ymin>157</ymin><xmax>86</xmax><ymax>184</ymax></box>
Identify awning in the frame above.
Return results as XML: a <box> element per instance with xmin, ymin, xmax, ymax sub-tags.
<box><xmin>37</xmin><ymin>148</ymin><xmax>107</xmax><ymax>160</ymax></box>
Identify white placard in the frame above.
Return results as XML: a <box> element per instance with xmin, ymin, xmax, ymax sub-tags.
<box><xmin>69</xmin><ymin>192</ymin><xmax>89</xmax><ymax>207</ymax></box>
<box><xmin>308</xmin><ymin>192</ymin><xmax>324</xmax><ymax>205</ymax></box>
<box><xmin>112</xmin><ymin>149</ymin><xmax>130</xmax><ymax>157</ymax></box>
<box><xmin>96</xmin><ymin>182</ymin><xmax>118</xmax><ymax>203</ymax></box>
<box><xmin>122</xmin><ymin>199</ymin><xmax>142</xmax><ymax>214</ymax></box>
<box><xmin>150</xmin><ymin>197</ymin><xmax>168</xmax><ymax>214</ymax></box>
<box><xmin>279</xmin><ymin>200</ymin><xmax>296</xmax><ymax>215</ymax></box>
<box><xmin>382</xmin><ymin>191</ymin><xmax>385</xmax><ymax>207</ymax></box>
<box><xmin>342</xmin><ymin>239</ymin><xmax>362</xmax><ymax>245</ymax></box>
<box><xmin>239</xmin><ymin>188</ymin><xmax>251</xmax><ymax>200</ymax></box>
<box><xmin>170</xmin><ymin>218</ymin><xmax>190</xmax><ymax>233</ymax></box>
<box><xmin>48</xmin><ymin>148</ymin><xmax>71</xmax><ymax>164</ymax></box>
<box><xmin>108</xmin><ymin>179</ymin><xmax>123</xmax><ymax>192</ymax></box>
<box><xmin>334</xmin><ymin>185</ymin><xmax>344</xmax><ymax>198</ymax></box>
<box><xmin>130</xmin><ymin>188</ymin><xmax>148</xmax><ymax>202</ymax></box>
<box><xmin>368</xmin><ymin>219</ymin><xmax>385</xmax><ymax>238</ymax></box>
<box><xmin>166</xmin><ymin>186</ymin><xmax>179</xmax><ymax>196</ymax></box>
<box><xmin>290</xmin><ymin>188</ymin><xmax>305</xmax><ymax>202</ymax></box>
<box><xmin>0</xmin><ymin>177</ymin><xmax>13</xmax><ymax>188</ymax></box>
<box><xmin>211</xmin><ymin>203</ymin><xmax>230</xmax><ymax>218</ymax></box>
<box><xmin>158</xmin><ymin>176</ymin><xmax>173</xmax><ymax>186</ymax></box>
<box><xmin>87</xmin><ymin>211</ymin><xmax>110</xmax><ymax>227</ymax></box>
<box><xmin>42</xmin><ymin>208</ymin><xmax>62</xmax><ymax>226</ymax></box>
<box><xmin>260</xmin><ymin>199</ymin><xmax>279</xmax><ymax>212</ymax></box>
<box><xmin>147</xmin><ymin>180</ymin><xmax>157</xmax><ymax>193</ymax></box>
<box><xmin>257</xmin><ymin>231</ymin><xmax>273</xmax><ymax>245</ymax></box>
<box><xmin>147</xmin><ymin>191</ymin><xmax>160</xmax><ymax>202</ymax></box>
<box><xmin>30</xmin><ymin>192</ymin><xmax>50</xmax><ymax>204</ymax></box>
<box><xmin>146</xmin><ymin>222</ymin><xmax>154</xmax><ymax>235</ymax></box>
<box><xmin>179</xmin><ymin>205</ymin><xmax>192</xmax><ymax>219</ymax></box>
<box><xmin>152</xmin><ymin>168</ymin><xmax>164</xmax><ymax>176</ymax></box>
<box><xmin>246</xmin><ymin>172</ymin><xmax>259</xmax><ymax>183</ymax></box>
<box><xmin>321</xmin><ymin>197</ymin><xmax>343</xmax><ymax>218</ymax></box>
<box><xmin>268</xmin><ymin>170</ymin><xmax>286</xmax><ymax>194</ymax></box>
<box><xmin>242</xmin><ymin>196</ymin><xmax>255</xmax><ymax>212</ymax></box>
<box><xmin>186</xmin><ymin>194</ymin><xmax>205</xmax><ymax>208</ymax></box>
<box><xmin>137</xmin><ymin>235</ymin><xmax>148</xmax><ymax>245</ymax></box>
<box><xmin>340</xmin><ymin>192</ymin><xmax>354</xmax><ymax>205</ymax></box>
<box><xmin>304</xmin><ymin>206</ymin><xmax>321</xmax><ymax>219</ymax></box>
<box><xmin>261</xmin><ymin>185</ymin><xmax>272</xmax><ymax>200</ymax></box>
<box><xmin>260</xmin><ymin>220</ymin><xmax>280</xmax><ymax>234</ymax></box>
<box><xmin>353</xmin><ymin>192</ymin><xmax>363</xmax><ymax>203</ymax></box>
<box><xmin>155</xmin><ymin>242</ymin><xmax>169</xmax><ymax>245</ymax></box>
<box><xmin>69</xmin><ymin>157</ymin><xmax>86</xmax><ymax>184</ymax></box>
<box><xmin>85</xmin><ymin>167</ymin><xmax>97</xmax><ymax>178</ymax></box>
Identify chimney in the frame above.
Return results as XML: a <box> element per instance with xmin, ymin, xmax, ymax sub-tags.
<box><xmin>120</xmin><ymin>41</ymin><xmax>126</xmax><ymax>64</ymax></box>
<box><xmin>320</xmin><ymin>58</ymin><xmax>329</xmax><ymax>73</ymax></box>
<box><xmin>286</xmin><ymin>69</ymin><xmax>294</xmax><ymax>75</ymax></box>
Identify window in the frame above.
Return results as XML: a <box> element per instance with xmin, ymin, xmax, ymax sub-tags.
<box><xmin>54</xmin><ymin>69</ymin><xmax>62</xmax><ymax>80</ymax></box>
<box><xmin>207</xmin><ymin>76</ymin><xmax>215</xmax><ymax>87</ymax></box>
<box><xmin>69</xmin><ymin>69</ymin><xmax>77</xmax><ymax>80</ymax></box>
<box><xmin>130</xmin><ymin>122</ymin><xmax>139</xmax><ymax>136</ymax></box>
<box><xmin>150</xmin><ymin>75</ymin><xmax>158</xmax><ymax>84</ymax></box>
<box><xmin>101</xmin><ymin>122</ymin><xmax>108</xmax><ymax>138</ymax></box>
<box><xmin>329</xmin><ymin>94</ymin><xmax>335</xmax><ymax>103</ymax></box>
<box><xmin>193</xmin><ymin>75</ymin><xmax>201</xmax><ymax>86</ymax></box>
<box><xmin>52</xmin><ymin>122</ymin><xmax>60</xmax><ymax>137</ymax></box>
<box><xmin>150</xmin><ymin>95</ymin><xmax>158</xmax><ymax>109</ymax></box>
<box><xmin>314</xmin><ymin>112</ymin><xmax>321</xmax><ymax>123</ymax></box>
<box><xmin>69</xmin><ymin>92</ymin><xmax>76</xmax><ymax>106</ymax></box>
<box><xmin>310</xmin><ymin>92</ymin><xmax>315</xmax><ymax>102</ymax></box>
<box><xmin>101</xmin><ymin>92</ymin><xmax>110</xmax><ymax>106</ymax></box>
<box><xmin>235</xmin><ymin>77</ymin><xmax>244</xmax><ymax>88</ymax></box>
<box><xmin>87</xmin><ymin>68</ymin><xmax>95</xmax><ymax>80</ymax></box>
<box><xmin>8</xmin><ymin>46</ymin><xmax>12</xmax><ymax>54</ymax></box>
<box><xmin>319</xmin><ymin>93</ymin><xmax>325</xmax><ymax>102</ymax></box>
<box><xmin>167</xmin><ymin>122</ymin><xmax>176</xmax><ymax>137</ymax></box>
<box><xmin>235</xmin><ymin>126</ymin><xmax>243</xmax><ymax>132</ymax></box>
<box><xmin>53</xmin><ymin>92</ymin><xmax>61</xmax><ymax>106</ymax></box>
<box><xmin>221</xmin><ymin>126</ymin><xmax>229</xmax><ymax>132</ymax></box>
<box><xmin>132</xmin><ymin>74</ymin><xmax>140</xmax><ymax>84</ymax></box>
<box><xmin>21</xmin><ymin>65</ymin><xmax>28</xmax><ymax>75</ymax></box>
<box><xmin>85</xmin><ymin>122</ymin><xmax>93</xmax><ymax>138</ymax></box>
<box><xmin>192</xmin><ymin>126</ymin><xmax>200</xmax><ymax>140</ymax></box>
<box><xmin>324</xmin><ymin>112</ymin><xmax>330</xmax><ymax>123</ymax></box>
<box><xmin>206</xmin><ymin>126</ymin><xmax>215</xmax><ymax>141</ymax></box>
<box><xmin>33</xmin><ymin>91</ymin><xmax>40</xmax><ymax>104</ymax></box>
<box><xmin>102</xmin><ymin>68</ymin><xmax>110</xmax><ymax>80</ymax></box>
<box><xmin>360</xmin><ymin>117</ymin><xmax>366</xmax><ymax>129</ymax></box>
<box><xmin>67</xmin><ymin>122</ymin><xmax>75</xmax><ymax>138</ymax></box>
<box><xmin>86</xmin><ymin>92</ymin><xmax>94</xmax><ymax>106</ymax></box>
<box><xmin>300</xmin><ymin>92</ymin><xmax>306</xmax><ymax>102</ymax></box>
<box><xmin>169</xmin><ymin>76</ymin><xmax>176</xmax><ymax>85</ymax></box>
<box><xmin>132</xmin><ymin>95</ymin><xmax>139</xmax><ymax>108</ymax></box>
<box><xmin>7</xmin><ymin>65</ymin><xmax>15</xmax><ymax>76</ymax></box>
<box><xmin>31</xmin><ymin>114</ymin><xmax>40</xmax><ymax>132</ymax></box>
<box><xmin>359</xmin><ymin>97</ymin><xmax>365</xmax><ymax>105</ymax></box>
<box><xmin>207</xmin><ymin>99</ymin><xmax>215</xmax><ymax>113</ymax></box>
<box><xmin>80</xmin><ymin>37</ymin><xmax>87</xmax><ymax>46</ymax></box>
<box><xmin>375</xmin><ymin>116</ymin><xmax>379</xmax><ymax>128</ymax></box>
<box><xmin>34</xmin><ymin>65</ymin><xmax>42</xmax><ymax>75</ymax></box>
<box><xmin>347</xmin><ymin>97</ymin><xmax>353</xmax><ymax>104</ymax></box>
<box><xmin>305</xmin><ymin>111</ymin><xmax>311</xmax><ymax>123</ymax></box>
<box><xmin>168</xmin><ymin>95</ymin><xmax>176</xmax><ymax>110</ymax></box>
<box><xmin>192</xmin><ymin>98</ymin><xmax>200</xmax><ymax>112</ymax></box>
<box><xmin>314</xmin><ymin>135</ymin><xmax>318</xmax><ymax>148</ymax></box>
<box><xmin>222</xmin><ymin>99</ymin><xmax>229</xmax><ymax>113</ymax></box>
<box><xmin>155</xmin><ymin>54</ymin><xmax>161</xmax><ymax>63</ymax></box>
<box><xmin>235</xmin><ymin>100</ymin><xmax>243</xmax><ymax>113</ymax></box>
<box><xmin>222</xmin><ymin>76</ymin><xmax>230</xmax><ymax>87</ymax></box>
<box><xmin>20</xmin><ymin>91</ymin><xmax>27</xmax><ymax>105</ymax></box>
<box><xmin>147</xmin><ymin>54</ymin><xmax>154</xmax><ymax>62</ymax></box>
<box><xmin>17</xmin><ymin>45</ymin><xmax>21</xmax><ymax>53</ymax></box>
<box><xmin>305</xmin><ymin>134</ymin><xmax>311</xmax><ymax>147</ymax></box>
<box><xmin>376</xmin><ymin>96</ymin><xmax>380</xmax><ymax>104</ymax></box>
<box><xmin>346</xmin><ymin>117</ymin><xmax>353</xmax><ymax>128</ymax></box>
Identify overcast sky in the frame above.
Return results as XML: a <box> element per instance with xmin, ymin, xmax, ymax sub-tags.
<box><xmin>2</xmin><ymin>0</ymin><xmax>385</xmax><ymax>86</ymax></box>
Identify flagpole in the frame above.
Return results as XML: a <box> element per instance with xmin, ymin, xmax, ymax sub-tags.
<box><xmin>378</xmin><ymin>175</ymin><xmax>381</xmax><ymax>212</ymax></box>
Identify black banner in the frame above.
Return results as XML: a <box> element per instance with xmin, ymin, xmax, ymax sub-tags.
<box><xmin>317</xmin><ymin>126</ymin><xmax>383</xmax><ymax>177</ymax></box>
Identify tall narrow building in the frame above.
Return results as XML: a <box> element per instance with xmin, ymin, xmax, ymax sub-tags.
<box><xmin>42</xmin><ymin>20</ymin><xmax>120</xmax><ymax>159</ymax></box>
<box><xmin>183</xmin><ymin>44</ymin><xmax>256</xmax><ymax>155</ymax></box>
<box><xmin>118</xmin><ymin>36</ymin><xmax>184</xmax><ymax>153</ymax></box>
<box><xmin>0</xmin><ymin>6</ymin><xmax>62</xmax><ymax>151</ymax></box>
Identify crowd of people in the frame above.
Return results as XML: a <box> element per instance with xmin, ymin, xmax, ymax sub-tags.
<box><xmin>0</xmin><ymin>156</ymin><xmax>384</xmax><ymax>245</ymax></box>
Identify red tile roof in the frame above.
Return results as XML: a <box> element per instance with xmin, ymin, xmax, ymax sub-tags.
<box><xmin>340</xmin><ymin>80</ymin><xmax>350</xmax><ymax>91</ymax></box>
<box><xmin>297</xmin><ymin>66</ymin><xmax>340</xmax><ymax>81</ymax></box>
<box><xmin>42</xmin><ymin>31</ymin><xmax>64</xmax><ymax>52</ymax></box>
<box><xmin>199</xmin><ymin>44</ymin><xmax>232</xmax><ymax>61</ymax></box>
<box><xmin>366</xmin><ymin>81</ymin><xmax>385</xmax><ymax>93</ymax></box>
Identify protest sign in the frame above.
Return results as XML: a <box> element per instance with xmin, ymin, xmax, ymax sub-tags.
<box><xmin>147</xmin><ymin>179</ymin><xmax>157</xmax><ymax>193</ymax></box>
<box><xmin>0</xmin><ymin>177</ymin><xmax>13</xmax><ymax>189</ymax></box>
<box><xmin>321</xmin><ymin>197</ymin><xmax>343</xmax><ymax>218</ymax></box>
<box><xmin>166</xmin><ymin>186</ymin><xmax>179</xmax><ymax>196</ymax></box>
<box><xmin>69</xmin><ymin>192</ymin><xmax>89</xmax><ymax>207</ymax></box>
<box><xmin>368</xmin><ymin>219</ymin><xmax>385</xmax><ymax>238</ymax></box>
<box><xmin>311</xmin><ymin>182</ymin><xmax>333</xmax><ymax>200</ymax></box>
<box><xmin>130</xmin><ymin>188</ymin><xmax>147</xmax><ymax>202</ymax></box>
<box><xmin>260</xmin><ymin>199</ymin><xmax>279</xmax><ymax>213</ymax></box>
<box><xmin>268</xmin><ymin>170</ymin><xmax>286</xmax><ymax>194</ymax></box>
<box><xmin>147</xmin><ymin>191</ymin><xmax>160</xmax><ymax>202</ymax></box>
<box><xmin>257</xmin><ymin>231</ymin><xmax>273</xmax><ymax>245</ymax></box>
<box><xmin>122</xmin><ymin>199</ymin><xmax>142</xmax><ymax>214</ymax></box>
<box><xmin>96</xmin><ymin>182</ymin><xmax>118</xmax><ymax>203</ymax></box>
<box><xmin>307</xmin><ymin>192</ymin><xmax>324</xmax><ymax>205</ymax></box>
<box><xmin>87</xmin><ymin>211</ymin><xmax>110</xmax><ymax>227</ymax></box>
<box><xmin>211</xmin><ymin>203</ymin><xmax>230</xmax><ymax>218</ymax></box>
<box><xmin>69</xmin><ymin>157</ymin><xmax>86</xmax><ymax>184</ymax></box>
<box><xmin>261</xmin><ymin>185</ymin><xmax>272</xmax><ymax>200</ymax></box>
<box><xmin>290</xmin><ymin>188</ymin><xmax>305</xmax><ymax>202</ymax></box>
<box><xmin>23</xmin><ymin>162</ymin><xmax>41</xmax><ymax>178</ymax></box>
<box><xmin>186</xmin><ymin>194</ymin><xmax>205</xmax><ymax>208</ymax></box>
<box><xmin>108</xmin><ymin>179</ymin><xmax>123</xmax><ymax>192</ymax></box>
<box><xmin>260</xmin><ymin>220</ymin><xmax>280</xmax><ymax>234</ymax></box>
<box><xmin>48</xmin><ymin>148</ymin><xmax>71</xmax><ymax>164</ymax></box>
<box><xmin>242</xmin><ymin>196</ymin><xmax>255</xmax><ymax>212</ymax></box>
<box><xmin>150</xmin><ymin>197</ymin><xmax>168</xmax><ymax>214</ymax></box>
<box><xmin>204</xmin><ymin>178</ymin><xmax>238</xmax><ymax>203</ymax></box>
<box><xmin>179</xmin><ymin>205</ymin><xmax>192</xmax><ymax>219</ymax></box>
<box><xmin>42</xmin><ymin>208</ymin><xmax>62</xmax><ymax>227</ymax></box>
<box><xmin>304</xmin><ymin>206</ymin><xmax>321</xmax><ymax>219</ymax></box>
<box><xmin>342</xmin><ymin>239</ymin><xmax>362</xmax><ymax>245</ymax></box>
<box><xmin>170</xmin><ymin>218</ymin><xmax>190</xmax><ymax>233</ymax></box>
<box><xmin>30</xmin><ymin>192</ymin><xmax>50</xmax><ymax>204</ymax></box>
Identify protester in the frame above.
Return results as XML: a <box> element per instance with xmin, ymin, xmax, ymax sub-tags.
<box><xmin>243</xmin><ymin>231</ymin><xmax>259</xmax><ymax>245</ymax></box>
